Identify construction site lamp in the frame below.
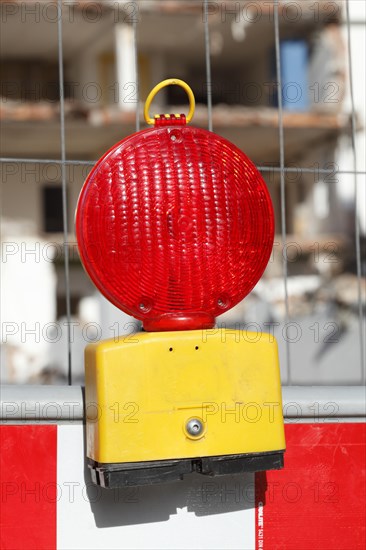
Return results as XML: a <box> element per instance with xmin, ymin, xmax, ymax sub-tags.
<box><xmin>76</xmin><ymin>79</ymin><xmax>285</xmax><ymax>487</ymax></box>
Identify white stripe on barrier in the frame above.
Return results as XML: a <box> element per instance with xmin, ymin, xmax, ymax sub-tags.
<box><xmin>57</xmin><ymin>424</ymin><xmax>255</xmax><ymax>550</ymax></box>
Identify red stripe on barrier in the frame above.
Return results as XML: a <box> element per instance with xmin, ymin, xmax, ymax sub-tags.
<box><xmin>255</xmin><ymin>423</ymin><xmax>366</xmax><ymax>550</ymax></box>
<box><xmin>0</xmin><ymin>425</ymin><xmax>57</xmax><ymax>550</ymax></box>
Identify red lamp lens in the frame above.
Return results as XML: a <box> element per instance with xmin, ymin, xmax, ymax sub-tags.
<box><xmin>75</xmin><ymin>125</ymin><xmax>274</xmax><ymax>331</ymax></box>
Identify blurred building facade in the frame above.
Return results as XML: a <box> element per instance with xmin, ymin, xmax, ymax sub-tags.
<box><xmin>1</xmin><ymin>0</ymin><xmax>365</xmax><ymax>384</ymax></box>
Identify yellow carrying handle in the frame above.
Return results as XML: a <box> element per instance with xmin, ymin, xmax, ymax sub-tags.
<box><xmin>144</xmin><ymin>78</ymin><xmax>196</xmax><ymax>125</ymax></box>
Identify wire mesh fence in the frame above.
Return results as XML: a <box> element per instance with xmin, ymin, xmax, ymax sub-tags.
<box><xmin>0</xmin><ymin>0</ymin><xmax>365</xmax><ymax>386</ymax></box>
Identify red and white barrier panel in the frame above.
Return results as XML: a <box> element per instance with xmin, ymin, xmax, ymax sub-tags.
<box><xmin>0</xmin><ymin>422</ymin><xmax>365</xmax><ymax>550</ymax></box>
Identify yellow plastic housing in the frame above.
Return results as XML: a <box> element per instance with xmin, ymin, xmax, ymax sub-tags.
<box><xmin>85</xmin><ymin>329</ymin><xmax>285</xmax><ymax>464</ymax></box>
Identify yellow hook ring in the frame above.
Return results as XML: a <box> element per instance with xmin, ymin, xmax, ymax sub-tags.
<box><xmin>144</xmin><ymin>78</ymin><xmax>196</xmax><ymax>125</ymax></box>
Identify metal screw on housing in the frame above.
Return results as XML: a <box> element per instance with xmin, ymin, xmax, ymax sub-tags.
<box><xmin>186</xmin><ymin>418</ymin><xmax>204</xmax><ymax>437</ymax></box>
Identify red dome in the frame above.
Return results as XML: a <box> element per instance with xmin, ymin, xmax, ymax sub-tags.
<box><xmin>75</xmin><ymin>124</ymin><xmax>274</xmax><ymax>331</ymax></box>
